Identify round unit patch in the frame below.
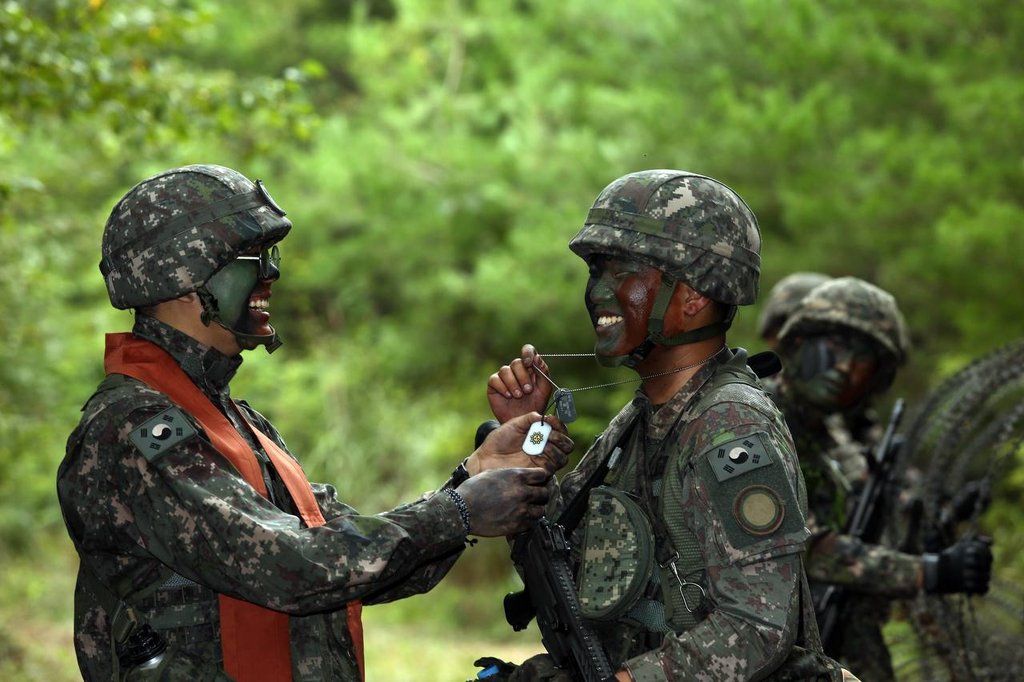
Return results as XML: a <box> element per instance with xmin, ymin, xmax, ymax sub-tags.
<box><xmin>733</xmin><ymin>485</ymin><xmax>784</xmax><ymax>535</ymax></box>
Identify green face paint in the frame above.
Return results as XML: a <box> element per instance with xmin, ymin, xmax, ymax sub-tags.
<box><xmin>788</xmin><ymin>333</ymin><xmax>879</xmax><ymax>411</ymax></box>
<box><xmin>205</xmin><ymin>259</ymin><xmax>260</xmax><ymax>329</ymax></box>
<box><xmin>585</xmin><ymin>255</ymin><xmax>661</xmax><ymax>366</ymax></box>
<box><xmin>202</xmin><ymin>245</ymin><xmax>281</xmax><ymax>349</ymax></box>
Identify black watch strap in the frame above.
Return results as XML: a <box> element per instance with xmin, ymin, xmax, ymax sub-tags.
<box><xmin>449</xmin><ymin>458</ymin><xmax>471</xmax><ymax>489</ymax></box>
<box><xmin>474</xmin><ymin>419</ymin><xmax>500</xmax><ymax>449</ymax></box>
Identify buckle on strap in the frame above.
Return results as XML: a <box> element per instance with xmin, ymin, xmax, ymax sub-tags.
<box><xmin>662</xmin><ymin>554</ymin><xmax>707</xmax><ymax>614</ymax></box>
<box><xmin>111</xmin><ymin>601</ymin><xmax>141</xmax><ymax>644</ymax></box>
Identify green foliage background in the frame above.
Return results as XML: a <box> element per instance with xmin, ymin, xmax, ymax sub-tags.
<box><xmin>1</xmin><ymin>0</ymin><xmax>1021</xmax><ymax>679</ymax></box>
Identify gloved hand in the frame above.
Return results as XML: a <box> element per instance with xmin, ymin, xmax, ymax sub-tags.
<box><xmin>469</xmin><ymin>656</ymin><xmax>517</xmax><ymax>681</ymax></box>
<box><xmin>922</xmin><ymin>537</ymin><xmax>993</xmax><ymax>595</ymax></box>
<box><xmin>509</xmin><ymin>654</ymin><xmax>575</xmax><ymax>682</ymax></box>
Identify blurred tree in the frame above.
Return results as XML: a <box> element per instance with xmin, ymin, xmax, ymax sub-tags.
<box><xmin>2</xmin><ymin>1</ymin><xmax>1022</xmax><ymax>677</ymax></box>
<box><xmin>0</xmin><ymin>0</ymin><xmax>320</xmax><ymax>544</ymax></box>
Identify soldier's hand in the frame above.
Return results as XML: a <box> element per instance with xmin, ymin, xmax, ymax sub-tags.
<box><xmin>950</xmin><ymin>479</ymin><xmax>992</xmax><ymax>521</ymax></box>
<box><xmin>468</xmin><ymin>656</ymin><xmax>516</xmax><ymax>681</ymax></box>
<box><xmin>922</xmin><ymin>536</ymin><xmax>993</xmax><ymax>595</ymax></box>
<box><xmin>468</xmin><ymin>412</ymin><xmax>573</xmax><ymax>475</ymax></box>
<box><xmin>458</xmin><ymin>467</ymin><xmax>551</xmax><ymax>537</ymax></box>
<box><xmin>488</xmin><ymin>344</ymin><xmax>554</xmax><ymax>423</ymax></box>
<box><xmin>505</xmin><ymin>653</ymin><xmax>573</xmax><ymax>681</ymax></box>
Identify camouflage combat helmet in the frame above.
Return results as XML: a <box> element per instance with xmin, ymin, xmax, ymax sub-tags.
<box><xmin>756</xmin><ymin>272</ymin><xmax>832</xmax><ymax>340</ymax></box>
<box><xmin>569</xmin><ymin>169</ymin><xmax>761</xmax><ymax>306</ymax></box>
<box><xmin>569</xmin><ymin>170</ymin><xmax>760</xmax><ymax>365</ymax></box>
<box><xmin>100</xmin><ymin>164</ymin><xmax>292</xmax><ymax>350</ymax></box>
<box><xmin>778</xmin><ymin>276</ymin><xmax>910</xmax><ymax>366</ymax></box>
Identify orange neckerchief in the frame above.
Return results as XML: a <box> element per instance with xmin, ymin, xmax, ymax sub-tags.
<box><xmin>105</xmin><ymin>332</ymin><xmax>364</xmax><ymax>682</ymax></box>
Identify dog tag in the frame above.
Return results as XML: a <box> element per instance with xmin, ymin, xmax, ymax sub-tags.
<box><xmin>554</xmin><ymin>389</ymin><xmax>577</xmax><ymax>424</ymax></box>
<box><xmin>522</xmin><ymin>420</ymin><xmax>553</xmax><ymax>455</ymax></box>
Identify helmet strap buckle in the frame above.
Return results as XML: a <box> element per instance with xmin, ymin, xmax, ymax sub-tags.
<box><xmin>197</xmin><ymin>286</ymin><xmax>219</xmax><ymax>327</ymax></box>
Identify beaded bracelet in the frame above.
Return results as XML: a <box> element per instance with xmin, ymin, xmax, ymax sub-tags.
<box><xmin>443</xmin><ymin>487</ymin><xmax>472</xmax><ymax>535</ymax></box>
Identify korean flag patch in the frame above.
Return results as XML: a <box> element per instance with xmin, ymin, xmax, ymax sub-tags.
<box><xmin>129</xmin><ymin>407</ymin><xmax>197</xmax><ymax>462</ymax></box>
<box><xmin>705</xmin><ymin>433</ymin><xmax>774</xmax><ymax>483</ymax></box>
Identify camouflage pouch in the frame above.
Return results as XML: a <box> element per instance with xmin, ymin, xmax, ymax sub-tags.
<box><xmin>122</xmin><ymin>644</ymin><xmax>230</xmax><ymax>682</ymax></box>
<box><xmin>761</xmin><ymin>645</ymin><xmax>845</xmax><ymax>682</ymax></box>
<box><xmin>577</xmin><ymin>486</ymin><xmax>655</xmax><ymax>621</ymax></box>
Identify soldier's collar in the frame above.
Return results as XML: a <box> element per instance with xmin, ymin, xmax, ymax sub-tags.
<box><xmin>635</xmin><ymin>354</ymin><xmax>723</xmax><ymax>437</ymax></box>
<box><xmin>132</xmin><ymin>315</ymin><xmax>242</xmax><ymax>393</ymax></box>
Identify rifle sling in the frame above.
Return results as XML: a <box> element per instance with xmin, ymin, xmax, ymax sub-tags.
<box><xmin>556</xmin><ymin>416</ymin><xmax>640</xmax><ymax>533</ymax></box>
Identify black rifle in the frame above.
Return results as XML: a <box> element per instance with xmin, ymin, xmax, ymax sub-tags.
<box><xmin>814</xmin><ymin>398</ymin><xmax>905</xmax><ymax>652</ymax></box>
<box><xmin>503</xmin><ymin>447</ymin><xmax>621</xmax><ymax>682</ymax></box>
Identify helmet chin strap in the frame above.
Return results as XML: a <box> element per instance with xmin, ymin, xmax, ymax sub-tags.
<box><xmin>602</xmin><ymin>275</ymin><xmax>736</xmax><ymax>369</ymax></box>
<box><xmin>197</xmin><ymin>286</ymin><xmax>283</xmax><ymax>354</ymax></box>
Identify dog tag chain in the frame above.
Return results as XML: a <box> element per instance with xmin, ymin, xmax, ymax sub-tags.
<box><xmin>520</xmin><ymin>348</ymin><xmax>724</xmax><ymax>455</ymax></box>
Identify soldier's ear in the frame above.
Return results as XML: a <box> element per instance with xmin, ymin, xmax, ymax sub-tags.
<box><xmin>675</xmin><ymin>283</ymin><xmax>712</xmax><ymax>318</ymax></box>
<box><xmin>149</xmin><ymin>292</ymin><xmax>201</xmax><ymax>323</ymax></box>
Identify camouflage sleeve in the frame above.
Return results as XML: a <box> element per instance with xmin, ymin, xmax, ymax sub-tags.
<box><xmin>805</xmin><ymin>530</ymin><xmax>921</xmax><ymax>597</ymax></box>
<box><xmin>308</xmin><ymin>481</ymin><xmax>360</xmax><ymax>520</ymax></box>
<box><xmin>624</xmin><ymin>554</ymin><xmax>802</xmax><ymax>681</ymax></box>
<box><xmin>625</xmin><ymin>406</ymin><xmax>808</xmax><ymax>681</ymax></box>
<box><xmin>87</xmin><ymin>402</ymin><xmax>467</xmax><ymax>613</ymax></box>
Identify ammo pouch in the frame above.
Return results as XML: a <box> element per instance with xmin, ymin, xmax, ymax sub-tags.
<box><xmin>577</xmin><ymin>486</ymin><xmax>655</xmax><ymax>622</ymax></box>
<box><xmin>577</xmin><ymin>486</ymin><xmax>708</xmax><ymax>632</ymax></box>
<box><xmin>120</xmin><ymin>644</ymin><xmax>230</xmax><ymax>682</ymax></box>
<box><xmin>576</xmin><ymin>486</ymin><xmax>843</xmax><ymax>681</ymax></box>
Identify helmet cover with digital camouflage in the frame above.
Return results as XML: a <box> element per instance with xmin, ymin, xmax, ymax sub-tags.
<box><xmin>100</xmin><ymin>164</ymin><xmax>292</xmax><ymax>352</ymax></box>
<box><xmin>568</xmin><ymin>169</ymin><xmax>761</xmax><ymax>366</ymax></box>
<box><xmin>756</xmin><ymin>271</ymin><xmax>832</xmax><ymax>341</ymax></box>
<box><xmin>778</xmin><ymin>277</ymin><xmax>909</xmax><ymax>405</ymax></box>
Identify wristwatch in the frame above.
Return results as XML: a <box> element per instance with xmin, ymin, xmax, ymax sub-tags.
<box><xmin>448</xmin><ymin>457</ymin><xmax>470</xmax><ymax>489</ymax></box>
<box><xmin>475</xmin><ymin>419</ymin><xmax>500</xmax><ymax>448</ymax></box>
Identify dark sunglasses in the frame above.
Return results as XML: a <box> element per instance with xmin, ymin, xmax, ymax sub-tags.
<box><xmin>235</xmin><ymin>244</ymin><xmax>281</xmax><ymax>279</ymax></box>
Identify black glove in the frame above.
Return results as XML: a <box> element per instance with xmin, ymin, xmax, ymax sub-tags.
<box><xmin>922</xmin><ymin>537</ymin><xmax>993</xmax><ymax>595</ymax></box>
<box><xmin>470</xmin><ymin>656</ymin><xmax>516</xmax><ymax>681</ymax></box>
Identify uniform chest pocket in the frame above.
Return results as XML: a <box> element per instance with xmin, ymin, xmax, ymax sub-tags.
<box><xmin>577</xmin><ymin>486</ymin><xmax>655</xmax><ymax>621</ymax></box>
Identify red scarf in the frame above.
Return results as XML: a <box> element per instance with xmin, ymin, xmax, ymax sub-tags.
<box><xmin>105</xmin><ymin>333</ymin><xmax>364</xmax><ymax>682</ymax></box>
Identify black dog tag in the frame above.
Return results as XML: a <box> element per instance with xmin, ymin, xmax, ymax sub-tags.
<box><xmin>554</xmin><ymin>389</ymin><xmax>577</xmax><ymax>424</ymax></box>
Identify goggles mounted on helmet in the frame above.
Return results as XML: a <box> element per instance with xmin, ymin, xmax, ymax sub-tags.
<box><xmin>234</xmin><ymin>244</ymin><xmax>282</xmax><ymax>280</ymax></box>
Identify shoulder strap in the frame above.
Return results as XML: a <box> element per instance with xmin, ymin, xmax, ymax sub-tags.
<box><xmin>636</xmin><ymin>353</ymin><xmax>765</xmax><ymax>623</ymax></box>
<box><xmin>556</xmin><ymin>412</ymin><xmax>639</xmax><ymax>532</ymax></box>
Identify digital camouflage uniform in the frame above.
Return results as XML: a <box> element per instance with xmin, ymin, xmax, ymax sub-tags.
<box><xmin>558</xmin><ymin>350</ymin><xmax>817</xmax><ymax>681</ymax></box>
<box><xmin>58</xmin><ymin>165</ymin><xmax>469</xmax><ymax>681</ymax></box>
<box><xmin>512</xmin><ymin>171</ymin><xmax>841</xmax><ymax>681</ymax></box>
<box><xmin>768</xmin><ymin>277</ymin><xmax>916</xmax><ymax>682</ymax></box>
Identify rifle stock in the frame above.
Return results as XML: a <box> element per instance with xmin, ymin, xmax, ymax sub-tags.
<box><xmin>504</xmin><ymin>447</ymin><xmax>623</xmax><ymax>682</ymax></box>
<box><xmin>506</xmin><ymin>519</ymin><xmax>615</xmax><ymax>681</ymax></box>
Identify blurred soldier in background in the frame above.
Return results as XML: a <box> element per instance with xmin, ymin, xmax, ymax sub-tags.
<box><xmin>757</xmin><ymin>272</ymin><xmax>832</xmax><ymax>350</ymax></box>
<box><xmin>57</xmin><ymin>164</ymin><xmax>573</xmax><ymax>681</ymax></box>
<box><xmin>766</xmin><ymin>276</ymin><xmax>993</xmax><ymax>681</ymax></box>
<box><xmin>486</xmin><ymin>170</ymin><xmax>848</xmax><ymax>681</ymax></box>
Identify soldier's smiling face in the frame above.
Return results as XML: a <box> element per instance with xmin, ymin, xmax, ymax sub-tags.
<box><xmin>585</xmin><ymin>254</ymin><xmax>663</xmax><ymax>360</ymax></box>
<box><xmin>200</xmin><ymin>242</ymin><xmax>282</xmax><ymax>353</ymax></box>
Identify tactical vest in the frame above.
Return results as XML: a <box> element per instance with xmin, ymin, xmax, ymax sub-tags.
<box><xmin>575</xmin><ymin>351</ymin><xmax>842</xmax><ymax>680</ymax></box>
